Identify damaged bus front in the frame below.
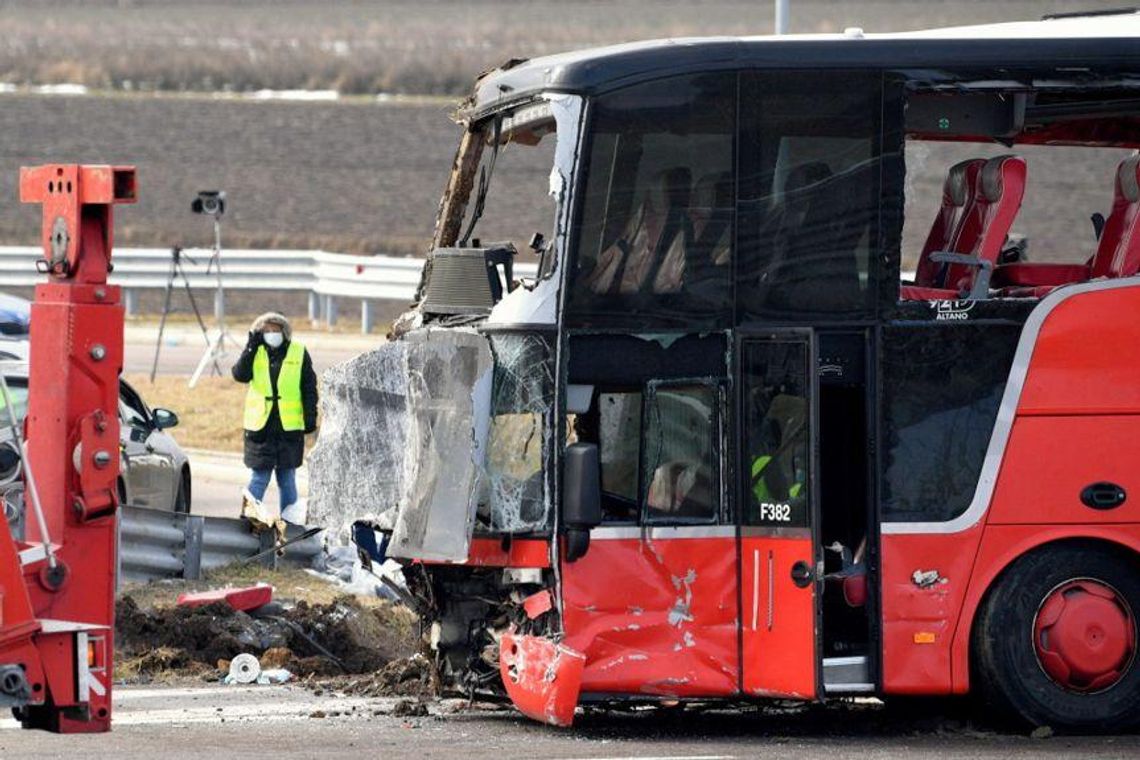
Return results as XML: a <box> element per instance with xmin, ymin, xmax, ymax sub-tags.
<box><xmin>310</xmin><ymin>87</ymin><xmax>583</xmax><ymax>719</ymax></box>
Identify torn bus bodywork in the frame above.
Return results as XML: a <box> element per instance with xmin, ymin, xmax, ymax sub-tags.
<box><xmin>309</xmin><ymin>87</ymin><xmax>581</xmax><ymax>708</ymax></box>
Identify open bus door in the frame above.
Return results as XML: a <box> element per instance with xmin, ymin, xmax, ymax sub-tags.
<box><xmin>738</xmin><ymin>333</ymin><xmax>820</xmax><ymax>698</ymax></box>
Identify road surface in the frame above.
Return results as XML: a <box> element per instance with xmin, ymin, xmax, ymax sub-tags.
<box><xmin>4</xmin><ymin>684</ymin><xmax>1137</xmax><ymax>759</ymax></box>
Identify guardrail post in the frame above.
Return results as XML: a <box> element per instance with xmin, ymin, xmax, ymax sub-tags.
<box><xmin>183</xmin><ymin>514</ymin><xmax>205</xmax><ymax>580</ymax></box>
<box><xmin>257</xmin><ymin>529</ymin><xmax>278</xmax><ymax>570</ymax></box>
<box><xmin>361</xmin><ymin>300</ymin><xmax>373</xmax><ymax>334</ymax></box>
<box><xmin>123</xmin><ymin>288</ymin><xmax>137</xmax><ymax>318</ymax></box>
<box><xmin>324</xmin><ymin>294</ymin><xmax>338</xmax><ymax>327</ymax></box>
<box><xmin>308</xmin><ymin>291</ymin><xmax>321</xmax><ymax>323</ymax></box>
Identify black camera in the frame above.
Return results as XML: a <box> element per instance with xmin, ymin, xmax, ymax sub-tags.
<box><xmin>191</xmin><ymin>190</ymin><xmax>226</xmax><ymax>217</ymax></box>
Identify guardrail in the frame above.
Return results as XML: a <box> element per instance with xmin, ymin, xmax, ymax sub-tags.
<box><xmin>117</xmin><ymin>504</ymin><xmax>324</xmax><ymax>584</ymax></box>
<box><xmin>0</xmin><ymin>246</ymin><xmax>539</xmax><ymax>335</ymax></box>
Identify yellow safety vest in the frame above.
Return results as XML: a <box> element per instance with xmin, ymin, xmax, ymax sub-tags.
<box><xmin>751</xmin><ymin>454</ymin><xmax>803</xmax><ymax>503</ymax></box>
<box><xmin>243</xmin><ymin>340</ymin><xmax>305</xmax><ymax>432</ymax></box>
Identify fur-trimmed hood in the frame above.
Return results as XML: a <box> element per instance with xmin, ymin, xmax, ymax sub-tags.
<box><xmin>250</xmin><ymin>311</ymin><xmax>292</xmax><ymax>342</ymax></box>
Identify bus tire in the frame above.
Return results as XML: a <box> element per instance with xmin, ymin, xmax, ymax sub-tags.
<box><xmin>972</xmin><ymin>543</ymin><xmax>1140</xmax><ymax>733</ymax></box>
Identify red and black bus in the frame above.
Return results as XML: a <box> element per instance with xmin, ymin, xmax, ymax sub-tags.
<box><xmin>363</xmin><ymin>11</ymin><xmax>1140</xmax><ymax>732</ymax></box>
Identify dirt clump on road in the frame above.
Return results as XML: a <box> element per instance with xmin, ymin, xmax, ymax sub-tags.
<box><xmin>115</xmin><ymin>593</ymin><xmax>419</xmax><ymax>683</ymax></box>
<box><xmin>307</xmin><ymin>654</ymin><xmax>437</xmax><ymax>699</ymax></box>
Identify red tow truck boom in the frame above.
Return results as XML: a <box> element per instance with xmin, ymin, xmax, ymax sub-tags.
<box><xmin>0</xmin><ymin>164</ymin><xmax>135</xmax><ymax>732</ymax></box>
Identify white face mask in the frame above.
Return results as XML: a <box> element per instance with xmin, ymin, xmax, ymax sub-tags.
<box><xmin>263</xmin><ymin>331</ymin><xmax>284</xmax><ymax>348</ymax></box>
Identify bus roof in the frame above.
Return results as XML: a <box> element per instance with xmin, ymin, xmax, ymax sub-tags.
<box><xmin>466</xmin><ymin>12</ymin><xmax>1140</xmax><ymax>119</ymax></box>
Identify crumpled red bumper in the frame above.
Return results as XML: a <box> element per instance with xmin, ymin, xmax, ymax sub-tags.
<box><xmin>499</xmin><ymin>633</ymin><xmax>586</xmax><ymax>727</ymax></box>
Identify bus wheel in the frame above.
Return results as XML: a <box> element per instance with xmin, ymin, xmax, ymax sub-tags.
<box><xmin>973</xmin><ymin>544</ymin><xmax>1140</xmax><ymax>732</ymax></box>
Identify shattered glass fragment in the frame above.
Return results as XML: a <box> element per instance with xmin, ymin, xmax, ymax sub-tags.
<box><xmin>391</xmin><ymin>329</ymin><xmax>493</xmax><ymax>560</ymax></box>
<box><xmin>481</xmin><ymin>333</ymin><xmax>554</xmax><ymax>533</ymax></box>
<box><xmin>308</xmin><ymin>342</ymin><xmax>411</xmax><ymax>542</ymax></box>
<box><xmin>308</xmin><ymin>329</ymin><xmax>493</xmax><ymax>561</ymax></box>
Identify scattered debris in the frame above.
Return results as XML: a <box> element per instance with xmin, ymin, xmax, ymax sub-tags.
<box><xmin>309</xmin><ymin>544</ymin><xmax>405</xmax><ymax>601</ymax></box>
<box><xmin>391</xmin><ymin>699</ymin><xmax>430</xmax><ymax>717</ymax></box>
<box><xmin>116</xmin><ymin>592</ymin><xmax>418</xmax><ymax>683</ymax></box>
<box><xmin>177</xmin><ymin>585</ymin><xmax>274</xmax><ymax>612</ymax></box>
<box><xmin>260</xmin><ymin>647</ymin><xmax>293</xmax><ymax>670</ymax></box>
<box><xmin>227</xmin><ymin>653</ymin><xmax>262</xmax><ymax>684</ymax></box>
<box><xmin>306</xmin><ymin>654</ymin><xmax>437</xmax><ymax>699</ymax></box>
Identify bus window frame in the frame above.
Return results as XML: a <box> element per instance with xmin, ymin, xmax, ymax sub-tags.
<box><xmin>641</xmin><ymin>377</ymin><xmax>728</xmax><ymax>527</ymax></box>
<box><xmin>563</xmin><ymin>69</ymin><xmax>906</xmax><ymax>330</ymax></box>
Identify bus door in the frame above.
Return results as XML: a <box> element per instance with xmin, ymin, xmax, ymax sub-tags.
<box><xmin>739</xmin><ymin>333</ymin><xmax>820</xmax><ymax>698</ymax></box>
<box><xmin>561</xmin><ymin>379</ymin><xmax>739</xmax><ymax>698</ymax></box>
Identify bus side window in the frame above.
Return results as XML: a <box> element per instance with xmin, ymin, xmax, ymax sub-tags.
<box><xmin>570</xmin><ymin>390</ymin><xmax>642</xmax><ymax>523</ymax></box>
<box><xmin>643</xmin><ymin>382</ymin><xmax>721</xmax><ymax>524</ymax></box>
<box><xmin>742</xmin><ymin>341</ymin><xmax>810</xmax><ymax>527</ymax></box>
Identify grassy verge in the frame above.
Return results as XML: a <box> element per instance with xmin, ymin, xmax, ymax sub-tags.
<box><xmin>119</xmin><ymin>563</ymin><xmax>387</xmax><ymax>610</ymax></box>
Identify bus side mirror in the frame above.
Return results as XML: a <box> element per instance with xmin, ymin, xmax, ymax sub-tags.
<box><xmin>562</xmin><ymin>443</ymin><xmax>601</xmax><ymax>562</ymax></box>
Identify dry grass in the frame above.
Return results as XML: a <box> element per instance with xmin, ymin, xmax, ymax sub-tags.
<box><xmin>123</xmin><ymin>372</ymin><xmax>246</xmax><ymax>452</ymax></box>
<box><xmin>119</xmin><ymin>562</ymin><xmax>394</xmax><ymax>610</ymax></box>
<box><xmin>123</xmin><ymin>370</ymin><xmax>325</xmax><ymax>453</ymax></box>
<box><xmin>0</xmin><ymin>1</ymin><xmax>1127</xmax><ymax>97</ymax></box>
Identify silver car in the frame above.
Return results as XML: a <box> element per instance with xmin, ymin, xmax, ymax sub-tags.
<box><xmin>0</xmin><ymin>367</ymin><xmax>191</xmax><ymax>524</ymax></box>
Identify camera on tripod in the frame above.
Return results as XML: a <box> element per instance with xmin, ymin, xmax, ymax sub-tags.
<box><xmin>191</xmin><ymin>190</ymin><xmax>226</xmax><ymax>218</ymax></box>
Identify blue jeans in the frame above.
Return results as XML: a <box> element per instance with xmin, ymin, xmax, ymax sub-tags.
<box><xmin>248</xmin><ymin>467</ymin><xmax>298</xmax><ymax>509</ymax></box>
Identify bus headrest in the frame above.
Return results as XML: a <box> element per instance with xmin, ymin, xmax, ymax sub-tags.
<box><xmin>1119</xmin><ymin>155</ymin><xmax>1140</xmax><ymax>204</ymax></box>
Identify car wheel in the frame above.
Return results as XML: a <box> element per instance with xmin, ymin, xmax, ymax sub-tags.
<box><xmin>174</xmin><ymin>471</ymin><xmax>190</xmax><ymax>514</ymax></box>
<box><xmin>973</xmin><ymin>543</ymin><xmax>1139</xmax><ymax>732</ymax></box>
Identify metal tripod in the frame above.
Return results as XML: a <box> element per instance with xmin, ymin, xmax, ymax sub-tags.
<box><xmin>149</xmin><ymin>246</ymin><xmax>215</xmax><ymax>382</ymax></box>
<box><xmin>189</xmin><ymin>216</ymin><xmax>240</xmax><ymax>388</ymax></box>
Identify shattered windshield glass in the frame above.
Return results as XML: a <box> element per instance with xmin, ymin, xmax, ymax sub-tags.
<box><xmin>308</xmin><ymin>329</ymin><xmax>493</xmax><ymax>561</ymax></box>
<box><xmin>309</xmin><ymin>328</ymin><xmax>555</xmax><ymax>557</ymax></box>
<box><xmin>479</xmin><ymin>332</ymin><xmax>554</xmax><ymax>534</ymax></box>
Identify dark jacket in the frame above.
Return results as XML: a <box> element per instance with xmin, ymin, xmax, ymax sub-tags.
<box><xmin>232</xmin><ymin>338</ymin><xmax>318</xmax><ymax>471</ymax></box>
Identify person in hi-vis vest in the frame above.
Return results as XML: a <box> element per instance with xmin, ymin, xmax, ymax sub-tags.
<box><xmin>231</xmin><ymin>312</ymin><xmax>318</xmax><ymax>525</ymax></box>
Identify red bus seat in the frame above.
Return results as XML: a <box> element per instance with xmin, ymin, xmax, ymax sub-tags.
<box><xmin>583</xmin><ymin>166</ymin><xmax>692</xmax><ymax>295</ymax></box>
<box><xmin>995</xmin><ymin>155</ymin><xmax>1140</xmax><ymax>297</ymax></box>
<box><xmin>688</xmin><ymin>172</ymin><xmax>733</xmax><ymax>268</ymax></box>
<box><xmin>825</xmin><ymin>539</ymin><xmax>868</xmax><ymax>608</ymax></box>
<box><xmin>912</xmin><ymin>158</ymin><xmax>985</xmax><ymax>288</ymax></box>
<box><xmin>901</xmin><ymin>155</ymin><xmax>1027</xmax><ymax>301</ymax></box>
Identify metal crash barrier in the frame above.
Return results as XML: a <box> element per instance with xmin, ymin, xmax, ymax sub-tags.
<box><xmin>0</xmin><ymin>246</ymin><xmax>538</xmax><ymax>333</ymax></box>
<box><xmin>116</xmin><ymin>504</ymin><xmax>323</xmax><ymax>584</ymax></box>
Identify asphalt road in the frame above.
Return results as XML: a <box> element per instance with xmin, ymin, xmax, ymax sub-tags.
<box><xmin>4</xmin><ymin>685</ymin><xmax>1137</xmax><ymax>759</ymax></box>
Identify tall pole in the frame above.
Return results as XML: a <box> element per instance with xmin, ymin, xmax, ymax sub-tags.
<box><xmin>213</xmin><ymin>216</ymin><xmax>225</xmax><ymax>334</ymax></box>
<box><xmin>775</xmin><ymin>0</ymin><xmax>789</xmax><ymax>34</ymax></box>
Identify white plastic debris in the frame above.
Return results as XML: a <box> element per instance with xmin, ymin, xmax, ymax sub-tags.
<box><xmin>258</xmin><ymin>669</ymin><xmax>293</xmax><ymax>684</ymax></box>
<box><xmin>227</xmin><ymin>653</ymin><xmax>261</xmax><ymax>684</ymax></box>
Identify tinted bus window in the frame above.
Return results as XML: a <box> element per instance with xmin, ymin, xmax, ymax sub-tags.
<box><xmin>643</xmin><ymin>382</ymin><xmax>721</xmax><ymax>524</ymax></box>
<box><xmin>599</xmin><ymin>390</ymin><xmax>641</xmax><ymax>509</ymax></box>
<box><xmin>568</xmin><ymin>73</ymin><xmax>736</xmax><ymax>328</ymax></box>
<box><xmin>742</xmin><ymin>340</ymin><xmax>810</xmax><ymax>527</ymax></box>
<box><xmin>738</xmin><ymin>72</ymin><xmax>884</xmax><ymax>320</ymax></box>
<box><xmin>880</xmin><ymin>323</ymin><xmax>1021</xmax><ymax>523</ymax></box>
